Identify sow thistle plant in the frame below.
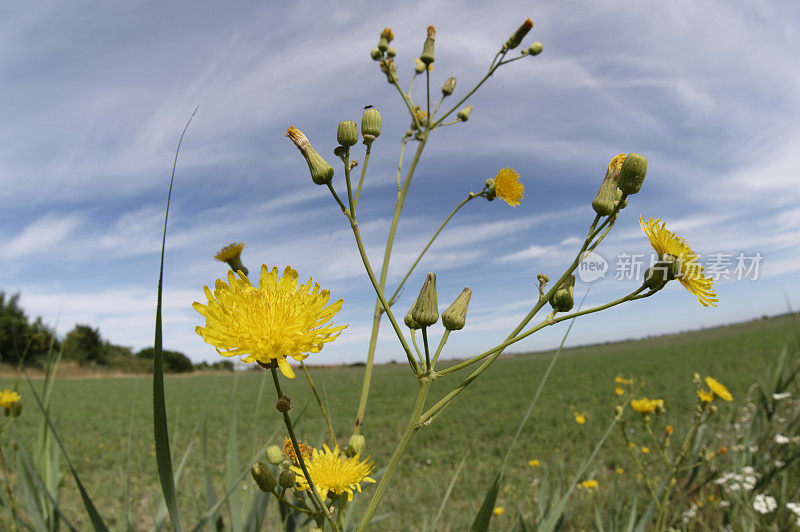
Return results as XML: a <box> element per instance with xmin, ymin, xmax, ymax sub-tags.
<box><xmin>189</xmin><ymin>18</ymin><xmax>721</xmax><ymax>530</ymax></box>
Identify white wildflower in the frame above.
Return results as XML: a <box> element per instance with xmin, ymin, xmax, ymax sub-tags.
<box><xmin>719</xmin><ymin>500</ymin><xmax>730</xmax><ymax>508</ymax></box>
<box><xmin>787</xmin><ymin>501</ymin><xmax>800</xmax><ymax>516</ymax></box>
<box><xmin>748</xmin><ymin>444</ymin><xmax>759</xmax><ymax>453</ymax></box>
<box><xmin>753</xmin><ymin>493</ymin><xmax>777</xmax><ymax>514</ymax></box>
<box><xmin>774</xmin><ymin>460</ymin><xmax>785</xmax><ymax>467</ymax></box>
<box><xmin>774</xmin><ymin>434</ymin><xmax>790</xmax><ymax>444</ymax></box>
<box><xmin>772</xmin><ymin>392</ymin><xmax>791</xmax><ymax>400</ymax></box>
<box><xmin>682</xmin><ymin>504</ymin><xmax>698</xmax><ymax>524</ymax></box>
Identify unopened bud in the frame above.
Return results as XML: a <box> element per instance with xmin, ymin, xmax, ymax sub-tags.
<box><xmin>506</xmin><ymin>18</ymin><xmax>534</xmax><ymax>49</ymax></box>
<box><xmin>441</xmin><ymin>77</ymin><xmax>456</xmax><ymax>97</ymax></box>
<box><xmin>709</xmin><ymin>405</ymin><xmax>718</xmax><ymax>415</ymax></box>
<box><xmin>378</xmin><ymin>27</ymin><xmax>394</xmax><ymax>52</ymax></box>
<box><xmin>404</xmin><ymin>310</ymin><xmax>420</xmax><ymax>330</ymax></box>
<box><xmin>285</xmin><ymin>127</ymin><xmax>335</xmax><ymax>185</ymax></box>
<box><xmin>457</xmin><ymin>105</ymin><xmax>473</xmax><ymax>121</ymax></box>
<box><xmin>420</xmin><ymin>25</ymin><xmax>435</xmax><ymax>65</ymax></box>
<box><xmin>692</xmin><ymin>373</ymin><xmax>702</xmax><ymax>385</ymax></box>
<box><xmin>337</xmin><ymin>120</ymin><xmax>358</xmax><ymax>147</ymax></box>
<box><xmin>592</xmin><ymin>154</ymin><xmax>627</xmax><ymax>216</ymax></box>
<box><xmin>362</xmin><ymin>107</ymin><xmax>382</xmax><ymax>140</ymax></box>
<box><xmin>527</xmin><ymin>42</ymin><xmax>544</xmax><ymax>56</ymax></box>
<box><xmin>278</xmin><ymin>469</ymin><xmax>296</xmax><ymax>489</ymax></box>
<box><xmin>537</xmin><ymin>273</ymin><xmax>549</xmax><ymax>284</ymax></box>
<box><xmin>442</xmin><ymin>287</ymin><xmax>471</xmax><ymax>331</ymax></box>
<box><xmin>345</xmin><ymin>434</ymin><xmax>366</xmax><ymax>457</ymax></box>
<box><xmin>370</xmin><ymin>48</ymin><xmax>382</xmax><ymax>61</ymax></box>
<box><xmin>549</xmin><ymin>275</ymin><xmax>575</xmax><ymax>313</ymax></box>
<box><xmin>387</xmin><ymin>47</ymin><xmax>397</xmax><ymax>58</ymax></box>
<box><xmin>643</xmin><ymin>261</ymin><xmax>673</xmax><ymax>291</ymax></box>
<box><xmin>617</xmin><ymin>153</ymin><xmax>647</xmax><ymax>195</ymax></box>
<box><xmin>380</xmin><ymin>58</ymin><xmax>397</xmax><ymax>84</ymax></box>
<box><xmin>484</xmin><ymin>177</ymin><xmax>496</xmax><ymax>201</ymax></box>
<box><xmin>266</xmin><ymin>445</ymin><xmax>283</xmax><ymax>465</ymax></box>
<box><xmin>410</xmin><ymin>273</ymin><xmax>438</xmax><ymax>327</ymax></box>
<box><xmin>281</xmin><ymin>459</ymin><xmax>293</xmax><ymax>471</ymax></box>
<box><xmin>276</xmin><ymin>396</ymin><xmax>291</xmax><ymax>412</ymax></box>
<box><xmin>251</xmin><ymin>462</ymin><xmax>277</xmax><ymax>492</ymax></box>
<box><xmin>414</xmin><ymin>58</ymin><xmax>427</xmax><ymax>74</ymax></box>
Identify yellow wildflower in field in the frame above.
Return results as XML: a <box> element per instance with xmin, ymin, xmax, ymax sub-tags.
<box><xmin>291</xmin><ymin>444</ymin><xmax>374</xmax><ymax>501</ymax></box>
<box><xmin>494</xmin><ymin>167</ymin><xmax>525</xmax><ymax>207</ymax></box>
<box><xmin>0</xmin><ymin>390</ymin><xmax>20</xmax><ymax>410</ymax></box>
<box><xmin>493</xmin><ymin>507</ymin><xmax>504</xmax><ymax>516</ymax></box>
<box><xmin>214</xmin><ymin>242</ymin><xmax>245</xmax><ymax>262</ymax></box>
<box><xmin>616</xmin><ymin>467</ymin><xmax>624</xmax><ymax>474</ymax></box>
<box><xmin>640</xmin><ymin>217</ymin><xmax>718</xmax><ymax>307</ymax></box>
<box><xmin>573</xmin><ymin>412</ymin><xmax>587</xmax><ymax>424</ymax></box>
<box><xmin>614</xmin><ymin>386</ymin><xmax>624</xmax><ymax>396</ymax></box>
<box><xmin>528</xmin><ymin>459</ymin><xmax>540</xmax><ymax>467</ymax></box>
<box><xmin>283</xmin><ymin>438</ymin><xmax>312</xmax><ymax>465</ymax></box>
<box><xmin>630</xmin><ymin>397</ymin><xmax>661</xmax><ymax>414</ymax></box>
<box><xmin>615</xmin><ymin>376</ymin><xmax>633</xmax><ymax>386</ymax></box>
<box><xmin>193</xmin><ymin>266</ymin><xmax>347</xmax><ymax>378</ymax></box>
<box><xmin>705</xmin><ymin>377</ymin><xmax>733</xmax><ymax>401</ymax></box>
<box><xmin>580</xmin><ymin>479</ymin><xmax>598</xmax><ymax>490</ymax></box>
<box><xmin>641</xmin><ymin>446</ymin><xmax>650</xmax><ymax>454</ymax></box>
<box><xmin>697</xmin><ymin>389</ymin><xmax>714</xmax><ymax>403</ymax></box>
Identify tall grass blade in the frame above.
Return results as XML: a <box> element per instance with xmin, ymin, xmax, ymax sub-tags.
<box><xmin>153</xmin><ymin>105</ymin><xmax>198</xmax><ymax>532</ymax></box>
<box><xmin>469</xmin><ymin>470</ymin><xmax>501</xmax><ymax>532</ymax></box>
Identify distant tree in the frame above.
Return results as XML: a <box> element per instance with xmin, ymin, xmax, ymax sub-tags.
<box><xmin>0</xmin><ymin>291</ymin><xmax>59</xmax><ymax>365</ymax></box>
<box><xmin>62</xmin><ymin>325</ymin><xmax>106</xmax><ymax>365</ymax></box>
<box><xmin>135</xmin><ymin>347</ymin><xmax>194</xmax><ymax>373</ymax></box>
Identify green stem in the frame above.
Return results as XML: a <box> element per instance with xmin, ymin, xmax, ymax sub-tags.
<box><xmin>426</xmin><ymin>67</ymin><xmax>431</xmax><ymax>128</ymax></box>
<box><xmin>355</xmin><ymin>381</ymin><xmax>430</xmax><ymax>531</ymax></box>
<box><xmin>269</xmin><ymin>489</ymin><xmax>313</xmax><ymax>514</ymax></box>
<box><xmin>434</xmin><ymin>49</ymin><xmax>507</xmax><ymax>127</ymax></box>
<box><xmin>344</xmin><ymin>149</ymin><xmax>355</xmax><ymax>216</ymax></box>
<box><xmin>353</xmin><ymin>143</ymin><xmax>372</xmax><ymax>209</ymax></box>
<box><xmin>352</xmin><ymin>137</ymin><xmax>428</xmax><ymax>434</ymax></box>
<box><xmin>410</xmin><ymin>329</ymin><xmax>425</xmax><ymax>367</ymax></box>
<box><xmin>326</xmin><ymin>183</ymin><xmax>348</xmax><ymax>215</ymax></box>
<box><xmin>387</xmin><ymin>194</ymin><xmax>476</xmax><ymax>306</ymax></box>
<box><xmin>644</xmin><ymin>422</ymin><xmax>673</xmax><ymax>471</ymax></box>
<box><xmin>387</xmin><ymin>66</ymin><xmax>422</xmax><ymax>131</ymax></box>
<box><xmin>431</xmin><ymin>329</ymin><xmax>450</xmax><ymax>368</ymax></box>
<box><xmin>618</xmin><ymin>422</ymin><xmax>662</xmax><ymax>509</ymax></box>
<box><xmin>300</xmin><ymin>361</ymin><xmax>336</xmax><ymax>447</ymax></box>
<box><xmin>421</xmin><ymin>327</ymin><xmax>431</xmax><ymax>370</ymax></box>
<box><xmin>268</xmin><ymin>366</ymin><xmax>338</xmax><ymax>531</ymax></box>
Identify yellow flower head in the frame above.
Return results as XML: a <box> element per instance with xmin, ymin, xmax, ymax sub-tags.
<box><xmin>704</xmin><ymin>377</ymin><xmax>732</xmax><ymax>401</ymax></box>
<box><xmin>0</xmin><ymin>390</ymin><xmax>21</xmax><ymax>410</ymax></box>
<box><xmin>641</xmin><ymin>446</ymin><xmax>650</xmax><ymax>454</ymax></box>
<box><xmin>494</xmin><ymin>167</ymin><xmax>525</xmax><ymax>207</ymax></box>
<box><xmin>291</xmin><ymin>444</ymin><xmax>375</xmax><ymax>501</ymax></box>
<box><xmin>214</xmin><ymin>242</ymin><xmax>245</xmax><ymax>262</ymax></box>
<box><xmin>630</xmin><ymin>397</ymin><xmax>662</xmax><ymax>414</ymax></box>
<box><xmin>697</xmin><ymin>389</ymin><xmax>715</xmax><ymax>403</ymax></box>
<box><xmin>528</xmin><ymin>459</ymin><xmax>540</xmax><ymax>467</ymax></box>
<box><xmin>639</xmin><ymin>217</ymin><xmax>718</xmax><ymax>307</ymax></box>
<box><xmin>580</xmin><ymin>479</ymin><xmax>598</xmax><ymax>490</ymax></box>
<box><xmin>615</xmin><ymin>376</ymin><xmax>634</xmax><ymax>386</ymax></box>
<box><xmin>283</xmin><ymin>438</ymin><xmax>312</xmax><ymax>465</ymax></box>
<box><xmin>614</xmin><ymin>386</ymin><xmax>625</xmax><ymax>396</ymax></box>
<box><xmin>493</xmin><ymin>507</ymin><xmax>504</xmax><ymax>516</ymax></box>
<box><xmin>193</xmin><ymin>266</ymin><xmax>347</xmax><ymax>378</ymax></box>
<box><xmin>616</xmin><ymin>467</ymin><xmax>624</xmax><ymax>474</ymax></box>
<box><xmin>573</xmin><ymin>412</ymin><xmax>587</xmax><ymax>425</ymax></box>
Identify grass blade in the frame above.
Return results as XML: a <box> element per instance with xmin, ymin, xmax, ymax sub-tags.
<box><xmin>429</xmin><ymin>446</ymin><xmax>471</xmax><ymax>531</ymax></box>
<box><xmin>469</xmin><ymin>470</ymin><xmax>501</xmax><ymax>532</ymax></box>
<box><xmin>153</xmin><ymin>105</ymin><xmax>198</xmax><ymax>532</ymax></box>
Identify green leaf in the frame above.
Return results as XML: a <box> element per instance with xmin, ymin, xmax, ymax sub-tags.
<box><xmin>469</xmin><ymin>470</ymin><xmax>501</xmax><ymax>532</ymax></box>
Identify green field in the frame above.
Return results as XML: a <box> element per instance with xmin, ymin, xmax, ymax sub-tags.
<box><xmin>3</xmin><ymin>313</ymin><xmax>798</xmax><ymax>530</ymax></box>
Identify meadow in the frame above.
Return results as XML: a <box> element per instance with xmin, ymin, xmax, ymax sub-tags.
<box><xmin>3</xmin><ymin>312</ymin><xmax>797</xmax><ymax>530</ymax></box>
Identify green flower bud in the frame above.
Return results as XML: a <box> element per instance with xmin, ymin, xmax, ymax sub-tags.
<box><xmin>527</xmin><ymin>42</ymin><xmax>543</xmax><ymax>56</ymax></box>
<box><xmin>643</xmin><ymin>260</ymin><xmax>677</xmax><ymax>291</ymax></box>
<box><xmin>387</xmin><ymin>47</ymin><xmax>397</xmax><ymax>58</ymax></box>
<box><xmin>278</xmin><ymin>469</ymin><xmax>296</xmax><ymax>489</ymax></box>
<box><xmin>276</xmin><ymin>396</ymin><xmax>291</xmax><ymax>412</ymax></box>
<box><xmin>441</xmin><ymin>77</ymin><xmax>456</xmax><ymax>97</ymax></box>
<box><xmin>266</xmin><ymin>445</ymin><xmax>283</xmax><ymax>465</ymax></box>
<box><xmin>370</xmin><ymin>48</ymin><xmax>382</xmax><ymax>61</ymax></box>
<box><xmin>281</xmin><ymin>459</ymin><xmax>293</xmax><ymax>470</ymax></box>
<box><xmin>410</xmin><ymin>272</ymin><xmax>438</xmax><ymax>327</ymax></box>
<box><xmin>414</xmin><ymin>58</ymin><xmax>427</xmax><ymax>74</ymax></box>
<box><xmin>420</xmin><ymin>25</ymin><xmax>435</xmax><ymax>65</ymax></box>
<box><xmin>251</xmin><ymin>462</ymin><xmax>277</xmax><ymax>492</ymax></box>
<box><xmin>549</xmin><ymin>275</ymin><xmax>575</xmax><ymax>313</ymax></box>
<box><xmin>592</xmin><ymin>154</ymin><xmax>626</xmax><ymax>216</ymax></box>
<box><xmin>378</xmin><ymin>27</ymin><xmax>394</xmax><ymax>52</ymax></box>
<box><xmin>617</xmin><ymin>153</ymin><xmax>647</xmax><ymax>195</ymax></box>
<box><xmin>380</xmin><ymin>58</ymin><xmax>397</xmax><ymax>83</ymax></box>
<box><xmin>285</xmin><ymin>127</ymin><xmax>335</xmax><ymax>185</ymax></box>
<box><xmin>345</xmin><ymin>434</ymin><xmax>366</xmax><ymax>457</ymax></box>
<box><xmin>484</xmin><ymin>177</ymin><xmax>496</xmax><ymax>201</ymax></box>
<box><xmin>442</xmin><ymin>287</ymin><xmax>472</xmax><ymax>331</ymax></box>
<box><xmin>614</xmin><ymin>188</ymin><xmax>628</xmax><ymax>210</ymax></box>
<box><xmin>362</xmin><ymin>107</ymin><xmax>382</xmax><ymax>140</ymax></box>
<box><xmin>505</xmin><ymin>18</ymin><xmax>534</xmax><ymax>50</ymax></box>
<box><xmin>404</xmin><ymin>309</ymin><xmax>420</xmax><ymax>330</ymax></box>
<box><xmin>457</xmin><ymin>105</ymin><xmax>473</xmax><ymax>122</ymax></box>
<box><xmin>337</xmin><ymin>120</ymin><xmax>358</xmax><ymax>147</ymax></box>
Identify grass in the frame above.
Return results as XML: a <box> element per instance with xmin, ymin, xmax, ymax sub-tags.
<box><xmin>2</xmin><ymin>312</ymin><xmax>797</xmax><ymax>530</ymax></box>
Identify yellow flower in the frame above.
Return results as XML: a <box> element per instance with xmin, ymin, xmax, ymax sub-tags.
<box><xmin>573</xmin><ymin>412</ymin><xmax>586</xmax><ymax>424</ymax></box>
<box><xmin>528</xmin><ymin>459</ymin><xmax>540</xmax><ymax>467</ymax></box>
<box><xmin>0</xmin><ymin>390</ymin><xmax>21</xmax><ymax>410</ymax></box>
<box><xmin>630</xmin><ymin>397</ymin><xmax>662</xmax><ymax>414</ymax></box>
<box><xmin>705</xmin><ymin>377</ymin><xmax>732</xmax><ymax>401</ymax></box>
<box><xmin>291</xmin><ymin>444</ymin><xmax>374</xmax><ymax>501</ymax></box>
<box><xmin>214</xmin><ymin>242</ymin><xmax>245</xmax><ymax>262</ymax></box>
<box><xmin>614</xmin><ymin>386</ymin><xmax>625</xmax><ymax>396</ymax></box>
<box><xmin>628</xmin><ymin>441</ymin><xmax>635</xmax><ymax>448</ymax></box>
<box><xmin>283</xmin><ymin>438</ymin><xmax>312</xmax><ymax>465</ymax></box>
<box><xmin>640</xmin><ymin>217</ymin><xmax>718</xmax><ymax>307</ymax></box>
<box><xmin>580</xmin><ymin>479</ymin><xmax>598</xmax><ymax>490</ymax></box>
<box><xmin>665</xmin><ymin>425</ymin><xmax>674</xmax><ymax>436</ymax></box>
<box><xmin>641</xmin><ymin>446</ymin><xmax>650</xmax><ymax>454</ymax></box>
<box><xmin>616</xmin><ymin>467</ymin><xmax>624</xmax><ymax>474</ymax></box>
<box><xmin>493</xmin><ymin>507</ymin><xmax>504</xmax><ymax>516</ymax></box>
<box><xmin>193</xmin><ymin>266</ymin><xmax>347</xmax><ymax>378</ymax></box>
<box><xmin>697</xmin><ymin>389</ymin><xmax>714</xmax><ymax>403</ymax></box>
<box><xmin>494</xmin><ymin>167</ymin><xmax>525</xmax><ymax>207</ymax></box>
<box><xmin>615</xmin><ymin>376</ymin><xmax>634</xmax><ymax>386</ymax></box>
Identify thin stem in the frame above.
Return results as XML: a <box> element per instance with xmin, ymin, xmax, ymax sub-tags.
<box><xmin>410</xmin><ymin>330</ymin><xmax>425</xmax><ymax>367</ymax></box>
<box><xmin>300</xmin><ymin>361</ymin><xmax>336</xmax><ymax>447</ymax></box>
<box><xmin>268</xmin><ymin>366</ymin><xmax>338</xmax><ymax>531</ymax></box>
<box><xmin>618</xmin><ymin>423</ymin><xmax>663</xmax><ymax>509</ymax></box>
<box><xmin>387</xmin><ymin>194</ymin><xmax>476</xmax><ymax>306</ymax></box>
<box><xmin>353</xmin><ymin>143</ymin><xmax>372</xmax><ymax>209</ymax></box>
<box><xmin>387</xmin><ymin>65</ymin><xmax>422</xmax><ymax>131</ymax></box>
<box><xmin>497</xmin><ymin>54</ymin><xmax>529</xmax><ymax>67</ymax></box>
<box><xmin>421</xmin><ymin>327</ymin><xmax>431</xmax><ymax>370</ymax></box>
<box><xmin>434</xmin><ymin>49</ymin><xmax>507</xmax><ymax>127</ymax></box>
<box><xmin>431</xmin><ymin>329</ymin><xmax>450</xmax><ymax>368</ymax></box>
<box><xmin>344</xmin><ymin>149</ymin><xmax>355</xmax><ymax>216</ymax></box>
<box><xmin>433</xmin><ymin>94</ymin><xmax>445</xmax><ymax>118</ymax></box>
<box><xmin>644</xmin><ymin>422</ymin><xmax>673</xmax><ymax>471</ymax></box>
<box><xmin>355</xmin><ymin>381</ymin><xmax>430</xmax><ymax>531</ymax></box>
<box><xmin>326</xmin><ymin>183</ymin><xmax>348</xmax><ymax>215</ymax></box>
<box><xmin>395</xmin><ymin>136</ymin><xmax>409</xmax><ymax>195</ymax></box>
<box><xmin>269</xmin><ymin>489</ymin><xmax>313</xmax><ymax>514</ymax></box>
<box><xmin>426</xmin><ymin>67</ymin><xmax>431</xmax><ymax>128</ymax></box>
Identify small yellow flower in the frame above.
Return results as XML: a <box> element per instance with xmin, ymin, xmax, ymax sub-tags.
<box><xmin>641</xmin><ymin>446</ymin><xmax>650</xmax><ymax>454</ymax></box>
<box><xmin>493</xmin><ymin>507</ymin><xmax>504</xmax><ymax>516</ymax></box>
<box><xmin>616</xmin><ymin>467</ymin><xmax>624</xmax><ymax>474</ymax></box>
<box><xmin>628</xmin><ymin>441</ymin><xmax>635</xmax><ymax>448</ymax></box>
<box><xmin>614</xmin><ymin>386</ymin><xmax>625</xmax><ymax>396</ymax></box>
<box><xmin>705</xmin><ymin>377</ymin><xmax>732</xmax><ymax>401</ymax></box>
<box><xmin>214</xmin><ymin>242</ymin><xmax>245</xmax><ymax>262</ymax></box>
<box><xmin>573</xmin><ymin>412</ymin><xmax>587</xmax><ymax>425</ymax></box>
<box><xmin>291</xmin><ymin>445</ymin><xmax>374</xmax><ymax>502</ymax></box>
<box><xmin>494</xmin><ymin>167</ymin><xmax>525</xmax><ymax>207</ymax></box>
<box><xmin>528</xmin><ymin>459</ymin><xmax>540</xmax><ymax>467</ymax></box>
<box><xmin>640</xmin><ymin>217</ymin><xmax>718</xmax><ymax>307</ymax></box>
<box><xmin>614</xmin><ymin>376</ymin><xmax>633</xmax><ymax>386</ymax></box>
<box><xmin>580</xmin><ymin>479</ymin><xmax>598</xmax><ymax>490</ymax></box>
<box><xmin>697</xmin><ymin>389</ymin><xmax>714</xmax><ymax>403</ymax></box>
<box><xmin>0</xmin><ymin>390</ymin><xmax>21</xmax><ymax>410</ymax></box>
<box><xmin>283</xmin><ymin>438</ymin><xmax>312</xmax><ymax>465</ymax></box>
<box><xmin>630</xmin><ymin>397</ymin><xmax>662</xmax><ymax>414</ymax></box>
<box><xmin>193</xmin><ymin>266</ymin><xmax>347</xmax><ymax>378</ymax></box>
<box><xmin>665</xmin><ymin>425</ymin><xmax>674</xmax><ymax>436</ymax></box>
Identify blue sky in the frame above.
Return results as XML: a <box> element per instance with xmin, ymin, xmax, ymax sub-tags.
<box><xmin>1</xmin><ymin>0</ymin><xmax>799</xmax><ymax>365</ymax></box>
